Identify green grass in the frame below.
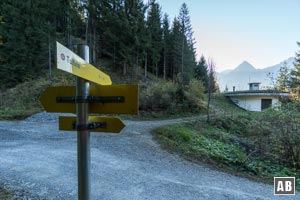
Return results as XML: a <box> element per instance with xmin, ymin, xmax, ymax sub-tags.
<box><xmin>0</xmin><ymin>69</ymin><xmax>76</xmax><ymax>120</ymax></box>
<box><xmin>0</xmin><ymin>67</ymin><xmax>143</xmax><ymax>120</ymax></box>
<box><xmin>210</xmin><ymin>93</ymin><xmax>247</xmax><ymax>115</ymax></box>
<box><xmin>0</xmin><ymin>185</ymin><xmax>14</xmax><ymax>200</ymax></box>
<box><xmin>153</xmin><ymin>120</ymin><xmax>300</xmax><ymax>189</ymax></box>
<box><xmin>154</xmin><ymin>123</ymin><xmax>248</xmax><ymax>167</ymax></box>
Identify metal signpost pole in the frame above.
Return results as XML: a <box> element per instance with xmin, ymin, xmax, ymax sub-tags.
<box><xmin>42</xmin><ymin>41</ymin><xmax>138</xmax><ymax>199</ymax></box>
<box><xmin>76</xmin><ymin>44</ymin><xmax>90</xmax><ymax>200</ymax></box>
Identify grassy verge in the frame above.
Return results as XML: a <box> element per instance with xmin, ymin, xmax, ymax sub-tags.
<box><xmin>210</xmin><ymin>93</ymin><xmax>247</xmax><ymax>115</ymax></box>
<box><xmin>153</xmin><ymin>116</ymin><xmax>300</xmax><ymax>189</ymax></box>
<box><xmin>0</xmin><ymin>70</ymin><xmax>76</xmax><ymax>120</ymax></box>
<box><xmin>0</xmin><ymin>185</ymin><xmax>14</xmax><ymax>200</ymax></box>
<box><xmin>122</xmin><ymin>110</ymin><xmax>206</xmax><ymax>121</ymax></box>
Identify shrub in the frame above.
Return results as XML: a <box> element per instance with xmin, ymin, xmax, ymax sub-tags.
<box><xmin>184</xmin><ymin>79</ymin><xmax>205</xmax><ymax>111</ymax></box>
<box><xmin>211</xmin><ymin>103</ymin><xmax>300</xmax><ymax>170</ymax></box>
<box><xmin>139</xmin><ymin>80</ymin><xmax>205</xmax><ymax>114</ymax></box>
<box><xmin>139</xmin><ymin>81</ymin><xmax>177</xmax><ymax>112</ymax></box>
<box><xmin>211</xmin><ymin>114</ymin><xmax>271</xmax><ymax>137</ymax></box>
<box><xmin>262</xmin><ymin>105</ymin><xmax>300</xmax><ymax>169</ymax></box>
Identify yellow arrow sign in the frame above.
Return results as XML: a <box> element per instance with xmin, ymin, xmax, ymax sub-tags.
<box><xmin>56</xmin><ymin>42</ymin><xmax>112</xmax><ymax>85</ymax></box>
<box><xmin>40</xmin><ymin>84</ymin><xmax>139</xmax><ymax>114</ymax></box>
<box><xmin>59</xmin><ymin>116</ymin><xmax>125</xmax><ymax>133</ymax></box>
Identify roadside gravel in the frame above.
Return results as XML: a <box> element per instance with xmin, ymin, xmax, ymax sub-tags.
<box><xmin>0</xmin><ymin>112</ymin><xmax>298</xmax><ymax>199</ymax></box>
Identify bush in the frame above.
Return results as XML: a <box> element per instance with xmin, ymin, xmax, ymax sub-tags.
<box><xmin>184</xmin><ymin>79</ymin><xmax>205</xmax><ymax>111</ymax></box>
<box><xmin>211</xmin><ymin>103</ymin><xmax>300</xmax><ymax>170</ymax></box>
<box><xmin>262</xmin><ymin>104</ymin><xmax>300</xmax><ymax>169</ymax></box>
<box><xmin>139</xmin><ymin>79</ymin><xmax>205</xmax><ymax>114</ymax></box>
<box><xmin>211</xmin><ymin>114</ymin><xmax>271</xmax><ymax>137</ymax></box>
<box><xmin>139</xmin><ymin>81</ymin><xmax>177</xmax><ymax>112</ymax></box>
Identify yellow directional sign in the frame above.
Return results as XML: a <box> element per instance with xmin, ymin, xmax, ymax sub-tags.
<box><xmin>59</xmin><ymin>116</ymin><xmax>125</xmax><ymax>133</ymax></box>
<box><xmin>56</xmin><ymin>42</ymin><xmax>112</xmax><ymax>85</ymax></box>
<box><xmin>40</xmin><ymin>84</ymin><xmax>139</xmax><ymax>114</ymax></box>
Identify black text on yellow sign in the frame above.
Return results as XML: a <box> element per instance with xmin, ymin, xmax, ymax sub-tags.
<box><xmin>59</xmin><ymin>116</ymin><xmax>125</xmax><ymax>133</ymax></box>
<box><xmin>40</xmin><ymin>84</ymin><xmax>139</xmax><ymax>114</ymax></box>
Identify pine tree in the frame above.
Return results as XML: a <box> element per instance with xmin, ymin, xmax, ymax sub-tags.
<box><xmin>178</xmin><ymin>3</ymin><xmax>196</xmax><ymax>84</ymax></box>
<box><xmin>122</xmin><ymin>0</ymin><xmax>146</xmax><ymax>76</ymax></box>
<box><xmin>0</xmin><ymin>0</ymin><xmax>86</xmax><ymax>88</ymax></box>
<box><xmin>225</xmin><ymin>85</ymin><xmax>228</xmax><ymax>92</ymax></box>
<box><xmin>161</xmin><ymin>13</ymin><xmax>171</xmax><ymax>80</ymax></box>
<box><xmin>169</xmin><ymin>17</ymin><xmax>182</xmax><ymax>81</ymax></box>
<box><xmin>0</xmin><ymin>1</ymin><xmax>200</xmax><ymax>88</ymax></box>
<box><xmin>146</xmin><ymin>0</ymin><xmax>162</xmax><ymax>76</ymax></box>
<box><xmin>291</xmin><ymin>42</ymin><xmax>300</xmax><ymax>88</ymax></box>
<box><xmin>195</xmin><ymin>55</ymin><xmax>209</xmax><ymax>90</ymax></box>
<box><xmin>96</xmin><ymin>0</ymin><xmax>146</xmax><ymax>76</ymax></box>
<box><xmin>0</xmin><ymin>0</ymin><xmax>50</xmax><ymax>88</ymax></box>
<box><xmin>276</xmin><ymin>63</ymin><xmax>291</xmax><ymax>91</ymax></box>
<box><xmin>96</xmin><ymin>0</ymin><xmax>127</xmax><ymax>69</ymax></box>
<box><xmin>206</xmin><ymin>59</ymin><xmax>218</xmax><ymax>122</ymax></box>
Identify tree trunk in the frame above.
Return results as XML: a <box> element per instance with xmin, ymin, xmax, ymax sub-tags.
<box><xmin>66</xmin><ymin>6</ymin><xmax>71</xmax><ymax>48</ymax></box>
<box><xmin>181</xmin><ymin>36</ymin><xmax>184</xmax><ymax>75</ymax></box>
<box><xmin>172</xmin><ymin>68</ymin><xmax>175</xmax><ymax>82</ymax></box>
<box><xmin>144</xmin><ymin>53</ymin><xmax>147</xmax><ymax>78</ymax></box>
<box><xmin>207</xmin><ymin>91</ymin><xmax>211</xmax><ymax>123</ymax></box>
<box><xmin>163</xmin><ymin>49</ymin><xmax>166</xmax><ymax>80</ymax></box>
<box><xmin>135</xmin><ymin>51</ymin><xmax>139</xmax><ymax>80</ymax></box>
<box><xmin>48</xmin><ymin>32</ymin><xmax>52</xmax><ymax>80</ymax></box>
<box><xmin>207</xmin><ymin>60</ymin><xmax>216</xmax><ymax>123</ymax></box>
<box><xmin>155</xmin><ymin>62</ymin><xmax>158</xmax><ymax>77</ymax></box>
<box><xmin>92</xmin><ymin>27</ymin><xmax>96</xmax><ymax>64</ymax></box>
<box><xmin>113</xmin><ymin>42</ymin><xmax>116</xmax><ymax>69</ymax></box>
<box><xmin>123</xmin><ymin>63</ymin><xmax>127</xmax><ymax>75</ymax></box>
<box><xmin>85</xmin><ymin>14</ymin><xmax>89</xmax><ymax>44</ymax></box>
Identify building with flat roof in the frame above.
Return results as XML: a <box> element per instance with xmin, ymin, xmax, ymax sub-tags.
<box><xmin>225</xmin><ymin>83</ymin><xmax>290</xmax><ymax>112</ymax></box>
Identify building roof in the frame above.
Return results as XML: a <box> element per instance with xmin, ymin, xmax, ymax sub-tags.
<box><xmin>248</xmin><ymin>82</ymin><xmax>261</xmax><ymax>85</ymax></box>
<box><xmin>224</xmin><ymin>90</ymin><xmax>290</xmax><ymax>97</ymax></box>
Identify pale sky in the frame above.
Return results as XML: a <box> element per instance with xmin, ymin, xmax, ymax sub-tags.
<box><xmin>154</xmin><ymin>0</ymin><xmax>300</xmax><ymax>72</ymax></box>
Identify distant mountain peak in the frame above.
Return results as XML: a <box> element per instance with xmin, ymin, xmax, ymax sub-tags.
<box><xmin>234</xmin><ymin>61</ymin><xmax>256</xmax><ymax>71</ymax></box>
<box><xmin>217</xmin><ymin>57</ymin><xmax>295</xmax><ymax>91</ymax></box>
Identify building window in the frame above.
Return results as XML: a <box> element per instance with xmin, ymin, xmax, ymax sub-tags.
<box><xmin>261</xmin><ymin>99</ymin><xmax>272</xmax><ymax>110</ymax></box>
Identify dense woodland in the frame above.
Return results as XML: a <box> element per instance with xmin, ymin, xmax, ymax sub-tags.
<box><xmin>0</xmin><ymin>0</ymin><xmax>214</xmax><ymax>90</ymax></box>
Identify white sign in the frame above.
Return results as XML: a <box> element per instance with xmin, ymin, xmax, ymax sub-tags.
<box><xmin>56</xmin><ymin>41</ymin><xmax>86</xmax><ymax>73</ymax></box>
<box><xmin>56</xmin><ymin>42</ymin><xmax>112</xmax><ymax>85</ymax></box>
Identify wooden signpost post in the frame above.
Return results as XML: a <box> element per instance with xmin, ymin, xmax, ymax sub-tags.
<box><xmin>40</xmin><ymin>42</ymin><xmax>138</xmax><ymax>200</ymax></box>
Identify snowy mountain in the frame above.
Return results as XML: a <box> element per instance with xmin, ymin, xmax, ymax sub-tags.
<box><xmin>217</xmin><ymin>57</ymin><xmax>295</xmax><ymax>91</ymax></box>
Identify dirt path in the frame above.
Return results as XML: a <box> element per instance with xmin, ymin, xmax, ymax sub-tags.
<box><xmin>0</xmin><ymin>113</ymin><xmax>298</xmax><ymax>199</ymax></box>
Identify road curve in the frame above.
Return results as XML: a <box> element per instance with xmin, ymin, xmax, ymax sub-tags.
<box><xmin>0</xmin><ymin>114</ymin><xmax>298</xmax><ymax>200</ymax></box>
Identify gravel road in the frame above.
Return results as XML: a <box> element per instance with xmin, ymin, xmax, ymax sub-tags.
<box><xmin>0</xmin><ymin>112</ymin><xmax>298</xmax><ymax>200</ymax></box>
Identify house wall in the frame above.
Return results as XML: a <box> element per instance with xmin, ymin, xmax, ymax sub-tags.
<box><xmin>230</xmin><ymin>96</ymin><xmax>279</xmax><ymax>112</ymax></box>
